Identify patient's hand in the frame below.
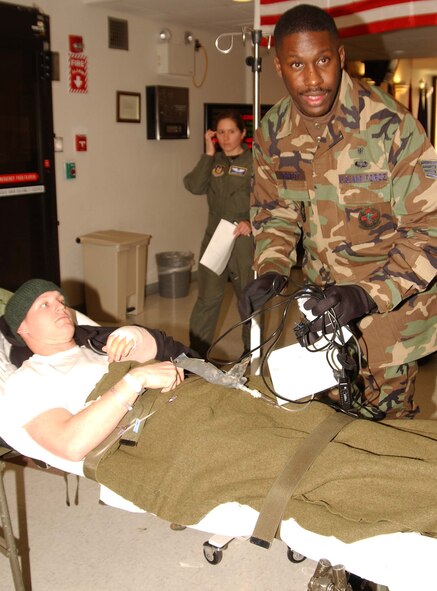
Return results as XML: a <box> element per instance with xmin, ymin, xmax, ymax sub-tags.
<box><xmin>130</xmin><ymin>361</ymin><xmax>184</xmax><ymax>392</ymax></box>
<box><xmin>103</xmin><ymin>326</ymin><xmax>158</xmax><ymax>362</ymax></box>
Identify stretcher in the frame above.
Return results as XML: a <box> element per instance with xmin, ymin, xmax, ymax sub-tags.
<box><xmin>0</xmin><ymin>307</ymin><xmax>436</xmax><ymax>591</ymax></box>
<box><xmin>99</xmin><ymin>483</ymin><xmax>437</xmax><ymax>591</ymax></box>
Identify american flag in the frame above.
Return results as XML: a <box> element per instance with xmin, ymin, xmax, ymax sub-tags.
<box><xmin>255</xmin><ymin>0</ymin><xmax>437</xmax><ymax>38</ymax></box>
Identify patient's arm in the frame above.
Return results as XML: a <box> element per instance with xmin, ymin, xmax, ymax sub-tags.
<box><xmin>103</xmin><ymin>326</ymin><xmax>158</xmax><ymax>362</ymax></box>
<box><xmin>76</xmin><ymin>325</ymin><xmax>199</xmax><ymax>362</ymax></box>
<box><xmin>24</xmin><ymin>361</ymin><xmax>184</xmax><ymax>461</ymax></box>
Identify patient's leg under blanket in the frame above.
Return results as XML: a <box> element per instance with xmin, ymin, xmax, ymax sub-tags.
<box><xmin>90</xmin><ymin>372</ymin><xmax>437</xmax><ymax>544</ymax></box>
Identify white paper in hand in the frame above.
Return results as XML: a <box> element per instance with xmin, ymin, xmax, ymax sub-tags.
<box><xmin>200</xmin><ymin>219</ymin><xmax>237</xmax><ymax>275</ymax></box>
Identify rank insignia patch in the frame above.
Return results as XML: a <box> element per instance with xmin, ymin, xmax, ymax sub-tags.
<box><xmin>420</xmin><ymin>160</ymin><xmax>437</xmax><ymax>179</ymax></box>
<box><xmin>212</xmin><ymin>165</ymin><xmax>225</xmax><ymax>177</ymax></box>
<box><xmin>358</xmin><ymin>207</ymin><xmax>380</xmax><ymax>229</ymax></box>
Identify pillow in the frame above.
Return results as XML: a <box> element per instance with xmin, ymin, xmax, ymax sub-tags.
<box><xmin>0</xmin><ymin>288</ymin><xmax>13</xmax><ymax>316</ymax></box>
<box><xmin>74</xmin><ymin>309</ymin><xmax>99</xmax><ymax>327</ymax></box>
<box><xmin>0</xmin><ymin>332</ymin><xmax>14</xmax><ymax>391</ymax></box>
<box><xmin>0</xmin><ymin>289</ymin><xmax>15</xmax><ymax>393</ymax></box>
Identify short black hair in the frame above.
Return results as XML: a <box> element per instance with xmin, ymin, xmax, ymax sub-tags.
<box><xmin>274</xmin><ymin>4</ymin><xmax>339</xmax><ymax>51</ymax></box>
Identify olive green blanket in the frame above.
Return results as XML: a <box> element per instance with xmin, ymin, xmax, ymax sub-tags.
<box><xmin>87</xmin><ymin>363</ymin><xmax>437</xmax><ymax>543</ymax></box>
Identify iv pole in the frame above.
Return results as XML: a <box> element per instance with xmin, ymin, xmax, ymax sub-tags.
<box><xmin>247</xmin><ymin>28</ymin><xmax>263</xmax><ymax>374</ymax></box>
<box><xmin>250</xmin><ymin>29</ymin><xmax>262</xmax><ymax>130</ymax></box>
<box><xmin>214</xmin><ymin>23</ymin><xmax>268</xmax><ymax>374</ymax></box>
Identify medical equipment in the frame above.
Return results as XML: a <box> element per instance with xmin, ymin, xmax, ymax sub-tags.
<box><xmin>208</xmin><ymin>278</ymin><xmax>369</xmax><ymax>416</ymax></box>
<box><xmin>240</xmin><ymin>278</ymin><xmax>385</xmax><ymax>421</ymax></box>
<box><xmin>294</xmin><ymin>287</ymin><xmax>355</xmax><ymax>410</ymax></box>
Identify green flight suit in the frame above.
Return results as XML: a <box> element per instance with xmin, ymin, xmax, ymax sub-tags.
<box><xmin>184</xmin><ymin>145</ymin><xmax>254</xmax><ymax>357</ymax></box>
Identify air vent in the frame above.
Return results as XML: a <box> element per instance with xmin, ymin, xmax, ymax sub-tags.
<box><xmin>108</xmin><ymin>17</ymin><xmax>128</xmax><ymax>50</ymax></box>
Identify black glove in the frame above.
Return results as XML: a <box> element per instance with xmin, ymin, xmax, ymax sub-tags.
<box><xmin>303</xmin><ymin>284</ymin><xmax>376</xmax><ymax>333</ymax></box>
<box><xmin>238</xmin><ymin>272</ymin><xmax>288</xmax><ymax>320</ymax></box>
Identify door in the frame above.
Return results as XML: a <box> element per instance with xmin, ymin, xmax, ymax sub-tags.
<box><xmin>0</xmin><ymin>1</ymin><xmax>60</xmax><ymax>291</ymax></box>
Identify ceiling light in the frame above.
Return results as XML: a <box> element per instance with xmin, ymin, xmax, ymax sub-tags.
<box><xmin>158</xmin><ymin>28</ymin><xmax>172</xmax><ymax>43</ymax></box>
<box><xmin>184</xmin><ymin>31</ymin><xmax>194</xmax><ymax>44</ymax></box>
<box><xmin>232</xmin><ymin>0</ymin><xmax>252</xmax><ymax>3</ymax></box>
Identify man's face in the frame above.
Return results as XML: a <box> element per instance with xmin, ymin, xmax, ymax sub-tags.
<box><xmin>274</xmin><ymin>30</ymin><xmax>345</xmax><ymax>117</ymax></box>
<box><xmin>18</xmin><ymin>291</ymin><xmax>75</xmax><ymax>347</ymax></box>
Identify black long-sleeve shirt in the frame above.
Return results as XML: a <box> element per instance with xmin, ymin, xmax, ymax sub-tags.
<box><xmin>0</xmin><ymin>317</ymin><xmax>199</xmax><ymax>368</ymax></box>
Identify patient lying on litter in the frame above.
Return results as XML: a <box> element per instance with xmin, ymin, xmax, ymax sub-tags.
<box><xmin>1</xmin><ymin>279</ymin><xmax>437</xmax><ymax>545</ymax></box>
<box><xmin>0</xmin><ymin>279</ymin><xmax>195</xmax><ymax>473</ymax></box>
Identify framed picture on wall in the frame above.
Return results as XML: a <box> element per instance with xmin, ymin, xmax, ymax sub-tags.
<box><xmin>203</xmin><ymin>103</ymin><xmax>273</xmax><ymax>150</ymax></box>
<box><xmin>116</xmin><ymin>91</ymin><xmax>141</xmax><ymax>123</ymax></box>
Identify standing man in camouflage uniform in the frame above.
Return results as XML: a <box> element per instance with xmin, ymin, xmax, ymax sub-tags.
<box><xmin>240</xmin><ymin>4</ymin><xmax>437</xmax><ymax>419</ymax></box>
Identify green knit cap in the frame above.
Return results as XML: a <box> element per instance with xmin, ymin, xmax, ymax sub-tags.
<box><xmin>4</xmin><ymin>279</ymin><xmax>67</xmax><ymax>343</ymax></box>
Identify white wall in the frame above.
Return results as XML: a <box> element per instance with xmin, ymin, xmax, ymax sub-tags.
<box><xmin>11</xmin><ymin>0</ymin><xmax>434</xmax><ymax>306</ymax></box>
<box><xmin>5</xmin><ymin>0</ymin><xmax>277</xmax><ymax>305</ymax></box>
<box><xmin>258</xmin><ymin>49</ymin><xmax>286</xmax><ymax>106</ymax></box>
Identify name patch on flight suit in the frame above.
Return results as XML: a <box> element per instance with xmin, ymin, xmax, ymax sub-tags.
<box><xmin>212</xmin><ymin>165</ymin><xmax>225</xmax><ymax>177</ymax></box>
<box><xmin>420</xmin><ymin>160</ymin><xmax>437</xmax><ymax>179</ymax></box>
<box><xmin>228</xmin><ymin>165</ymin><xmax>247</xmax><ymax>176</ymax></box>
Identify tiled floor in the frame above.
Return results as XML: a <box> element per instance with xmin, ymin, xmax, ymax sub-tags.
<box><xmin>1</xmin><ymin>278</ymin><xmax>435</xmax><ymax>590</ymax></box>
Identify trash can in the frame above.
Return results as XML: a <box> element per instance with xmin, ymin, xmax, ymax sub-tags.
<box><xmin>78</xmin><ymin>229</ymin><xmax>151</xmax><ymax>321</ymax></box>
<box><xmin>156</xmin><ymin>251</ymin><xmax>194</xmax><ymax>298</ymax></box>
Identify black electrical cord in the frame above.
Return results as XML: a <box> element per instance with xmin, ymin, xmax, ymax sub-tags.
<box><xmin>206</xmin><ymin>276</ymin><xmax>385</xmax><ymax>420</ymax></box>
<box><xmin>205</xmin><ymin>289</ymin><xmax>296</xmax><ymax>367</ymax></box>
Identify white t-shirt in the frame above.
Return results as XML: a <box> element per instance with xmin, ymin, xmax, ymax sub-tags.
<box><xmin>0</xmin><ymin>346</ymin><xmax>109</xmax><ymax>475</ymax></box>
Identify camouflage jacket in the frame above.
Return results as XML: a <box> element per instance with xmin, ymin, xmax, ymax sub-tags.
<box><xmin>251</xmin><ymin>71</ymin><xmax>437</xmax><ymax>366</ymax></box>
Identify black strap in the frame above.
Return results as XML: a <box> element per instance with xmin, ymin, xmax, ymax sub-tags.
<box><xmin>250</xmin><ymin>412</ymin><xmax>355</xmax><ymax>549</ymax></box>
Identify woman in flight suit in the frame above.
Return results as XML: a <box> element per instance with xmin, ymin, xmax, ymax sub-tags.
<box><xmin>184</xmin><ymin>109</ymin><xmax>254</xmax><ymax>358</ymax></box>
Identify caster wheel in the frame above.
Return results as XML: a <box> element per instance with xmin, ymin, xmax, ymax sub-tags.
<box><xmin>170</xmin><ymin>523</ymin><xmax>186</xmax><ymax>531</ymax></box>
<box><xmin>287</xmin><ymin>547</ymin><xmax>306</xmax><ymax>563</ymax></box>
<box><xmin>203</xmin><ymin>542</ymin><xmax>223</xmax><ymax>565</ymax></box>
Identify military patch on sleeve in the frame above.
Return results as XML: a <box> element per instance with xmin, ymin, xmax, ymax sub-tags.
<box><xmin>420</xmin><ymin>160</ymin><xmax>437</xmax><ymax>179</ymax></box>
<box><xmin>212</xmin><ymin>165</ymin><xmax>225</xmax><ymax>177</ymax></box>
